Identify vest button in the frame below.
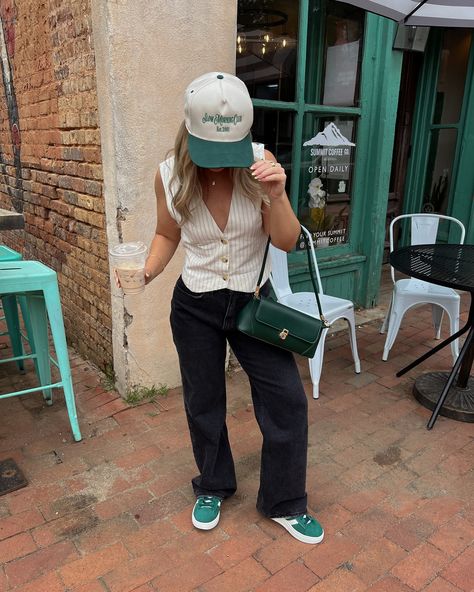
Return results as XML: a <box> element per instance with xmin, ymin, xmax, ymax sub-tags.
<box><xmin>221</xmin><ymin>256</ymin><xmax>228</xmax><ymax>263</ymax></box>
<box><xmin>223</xmin><ymin>274</ymin><xmax>229</xmax><ymax>281</ymax></box>
<box><xmin>221</xmin><ymin>238</ymin><xmax>228</xmax><ymax>244</ymax></box>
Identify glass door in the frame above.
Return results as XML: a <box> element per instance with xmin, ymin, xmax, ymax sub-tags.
<box><xmin>404</xmin><ymin>28</ymin><xmax>474</xmax><ymax>243</ymax></box>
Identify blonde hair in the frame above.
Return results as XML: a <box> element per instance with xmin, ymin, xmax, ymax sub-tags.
<box><xmin>169</xmin><ymin>121</ymin><xmax>269</xmax><ymax>222</ymax></box>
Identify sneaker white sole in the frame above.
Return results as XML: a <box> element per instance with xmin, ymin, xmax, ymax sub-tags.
<box><xmin>192</xmin><ymin>512</ymin><xmax>220</xmax><ymax>530</ymax></box>
<box><xmin>271</xmin><ymin>517</ymin><xmax>324</xmax><ymax>544</ymax></box>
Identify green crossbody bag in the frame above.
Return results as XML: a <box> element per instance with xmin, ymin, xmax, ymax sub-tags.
<box><xmin>236</xmin><ymin>229</ymin><xmax>329</xmax><ymax>358</ymax></box>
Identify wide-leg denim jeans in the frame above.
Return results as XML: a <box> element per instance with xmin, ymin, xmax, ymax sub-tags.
<box><xmin>170</xmin><ymin>276</ymin><xmax>309</xmax><ymax>518</ymax></box>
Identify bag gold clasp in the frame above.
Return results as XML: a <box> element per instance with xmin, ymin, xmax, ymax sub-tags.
<box><xmin>279</xmin><ymin>328</ymin><xmax>289</xmax><ymax>340</ymax></box>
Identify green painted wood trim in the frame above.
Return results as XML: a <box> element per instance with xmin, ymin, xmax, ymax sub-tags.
<box><xmin>429</xmin><ymin>123</ymin><xmax>459</xmax><ymax>130</ymax></box>
<box><xmin>305</xmin><ymin>0</ymin><xmax>326</xmax><ymax>104</ymax></box>
<box><xmin>290</xmin><ymin>253</ymin><xmax>366</xmax><ymax>271</ymax></box>
<box><xmin>315</xmin><ymin>254</ymin><xmax>366</xmax><ymax>273</ymax></box>
<box><xmin>251</xmin><ymin>99</ymin><xmax>297</xmax><ymax>111</ymax></box>
<box><xmin>289</xmin><ymin>255</ymin><xmax>366</xmax><ymax>281</ymax></box>
<box><xmin>303</xmin><ymin>104</ymin><xmax>361</xmax><ymax>115</ymax></box>
<box><xmin>449</xmin><ymin>38</ymin><xmax>474</xmax><ymax>244</ymax></box>
<box><xmin>288</xmin><ymin>0</ymin><xmax>310</xmax><ymax>212</ymax></box>
<box><xmin>468</xmin><ymin>199</ymin><xmax>474</xmax><ymax>243</ymax></box>
<box><xmin>289</xmin><ymin>255</ymin><xmax>364</xmax><ymax>299</ymax></box>
<box><xmin>351</xmin><ymin>14</ymin><xmax>403</xmax><ymax>307</ymax></box>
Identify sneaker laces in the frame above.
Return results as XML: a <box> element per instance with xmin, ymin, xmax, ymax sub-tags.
<box><xmin>293</xmin><ymin>514</ymin><xmax>314</xmax><ymax>529</ymax></box>
<box><xmin>196</xmin><ymin>496</ymin><xmax>219</xmax><ymax>511</ymax></box>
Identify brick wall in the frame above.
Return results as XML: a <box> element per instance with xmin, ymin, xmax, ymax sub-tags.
<box><xmin>0</xmin><ymin>0</ymin><xmax>112</xmax><ymax>369</ymax></box>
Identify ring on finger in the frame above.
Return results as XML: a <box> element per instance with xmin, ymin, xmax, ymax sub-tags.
<box><xmin>270</xmin><ymin>161</ymin><xmax>277</xmax><ymax>168</ymax></box>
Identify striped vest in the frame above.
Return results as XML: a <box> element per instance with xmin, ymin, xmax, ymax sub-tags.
<box><xmin>160</xmin><ymin>150</ymin><xmax>270</xmax><ymax>294</ymax></box>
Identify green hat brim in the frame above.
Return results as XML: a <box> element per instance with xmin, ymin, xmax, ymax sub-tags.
<box><xmin>188</xmin><ymin>133</ymin><xmax>254</xmax><ymax>168</ymax></box>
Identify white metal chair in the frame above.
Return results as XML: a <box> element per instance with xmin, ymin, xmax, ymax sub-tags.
<box><xmin>381</xmin><ymin>213</ymin><xmax>465</xmax><ymax>363</ymax></box>
<box><xmin>269</xmin><ymin>225</ymin><xmax>361</xmax><ymax>399</ymax></box>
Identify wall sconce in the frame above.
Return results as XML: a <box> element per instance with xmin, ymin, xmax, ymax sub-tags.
<box><xmin>393</xmin><ymin>24</ymin><xmax>430</xmax><ymax>52</ymax></box>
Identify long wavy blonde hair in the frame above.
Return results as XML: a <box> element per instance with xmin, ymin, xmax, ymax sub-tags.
<box><xmin>169</xmin><ymin>121</ymin><xmax>269</xmax><ymax>222</ymax></box>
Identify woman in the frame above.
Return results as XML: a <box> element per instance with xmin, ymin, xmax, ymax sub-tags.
<box><xmin>145</xmin><ymin>72</ymin><xmax>323</xmax><ymax>545</ymax></box>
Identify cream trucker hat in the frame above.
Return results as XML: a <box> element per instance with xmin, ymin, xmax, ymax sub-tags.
<box><xmin>184</xmin><ymin>72</ymin><xmax>254</xmax><ymax>168</ymax></box>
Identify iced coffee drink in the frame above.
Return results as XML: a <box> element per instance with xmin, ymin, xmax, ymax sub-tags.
<box><xmin>109</xmin><ymin>242</ymin><xmax>147</xmax><ymax>295</ymax></box>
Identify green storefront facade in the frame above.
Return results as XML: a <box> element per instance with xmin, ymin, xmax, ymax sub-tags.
<box><xmin>236</xmin><ymin>0</ymin><xmax>474</xmax><ymax>309</ymax></box>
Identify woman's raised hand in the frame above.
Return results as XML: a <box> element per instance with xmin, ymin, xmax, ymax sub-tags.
<box><xmin>250</xmin><ymin>158</ymin><xmax>287</xmax><ymax>202</ymax></box>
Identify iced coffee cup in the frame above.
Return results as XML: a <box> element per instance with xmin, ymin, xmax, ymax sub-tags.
<box><xmin>109</xmin><ymin>242</ymin><xmax>147</xmax><ymax>295</ymax></box>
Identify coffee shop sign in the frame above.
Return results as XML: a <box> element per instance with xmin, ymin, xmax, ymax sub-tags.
<box><xmin>303</xmin><ymin>122</ymin><xmax>355</xmax><ymax>176</ymax></box>
<box><xmin>303</xmin><ymin>122</ymin><xmax>355</xmax><ymax>150</ymax></box>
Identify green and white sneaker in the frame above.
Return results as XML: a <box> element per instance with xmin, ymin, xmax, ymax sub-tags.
<box><xmin>192</xmin><ymin>496</ymin><xmax>221</xmax><ymax>530</ymax></box>
<box><xmin>272</xmin><ymin>514</ymin><xmax>324</xmax><ymax>544</ymax></box>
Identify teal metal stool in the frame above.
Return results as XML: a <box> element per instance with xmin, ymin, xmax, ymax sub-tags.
<box><xmin>0</xmin><ymin>245</ymin><xmax>25</xmax><ymax>371</ymax></box>
<box><xmin>0</xmin><ymin>260</ymin><xmax>82</xmax><ymax>442</ymax></box>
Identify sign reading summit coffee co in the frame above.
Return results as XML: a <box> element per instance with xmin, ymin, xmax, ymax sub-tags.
<box><xmin>301</xmin><ymin>122</ymin><xmax>355</xmax><ymax>247</ymax></box>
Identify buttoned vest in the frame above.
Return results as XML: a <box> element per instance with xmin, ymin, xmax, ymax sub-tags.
<box><xmin>160</xmin><ymin>149</ymin><xmax>270</xmax><ymax>293</ymax></box>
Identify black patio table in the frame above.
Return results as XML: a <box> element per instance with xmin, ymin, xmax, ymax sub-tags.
<box><xmin>390</xmin><ymin>243</ymin><xmax>474</xmax><ymax>429</ymax></box>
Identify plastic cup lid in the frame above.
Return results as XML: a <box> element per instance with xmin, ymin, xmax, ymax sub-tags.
<box><xmin>109</xmin><ymin>241</ymin><xmax>147</xmax><ymax>257</ymax></box>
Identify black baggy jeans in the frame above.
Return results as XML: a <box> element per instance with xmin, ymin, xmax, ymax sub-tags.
<box><xmin>170</xmin><ymin>276</ymin><xmax>309</xmax><ymax>518</ymax></box>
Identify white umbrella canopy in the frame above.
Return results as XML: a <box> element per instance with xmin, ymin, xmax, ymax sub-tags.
<box><xmin>336</xmin><ymin>0</ymin><xmax>474</xmax><ymax>27</ymax></box>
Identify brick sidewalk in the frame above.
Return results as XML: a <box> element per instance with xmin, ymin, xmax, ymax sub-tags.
<box><xmin>0</xmin><ymin>296</ymin><xmax>472</xmax><ymax>592</ymax></box>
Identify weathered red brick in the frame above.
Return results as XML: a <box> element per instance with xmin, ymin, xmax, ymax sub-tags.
<box><xmin>59</xmin><ymin>542</ymin><xmax>129</xmax><ymax>587</ymax></box>
<box><xmin>442</xmin><ymin>547</ymin><xmax>474</xmax><ymax>591</ymax></box>
<box><xmin>9</xmin><ymin>571</ymin><xmax>65</xmax><ymax>592</ymax></box>
<box><xmin>366</xmin><ymin>576</ymin><xmax>414</xmax><ymax>591</ymax></box>
<box><xmin>255</xmin><ymin>561</ymin><xmax>319</xmax><ymax>592</ymax></box>
<box><xmin>391</xmin><ymin>542</ymin><xmax>450</xmax><ymax>589</ymax></box>
<box><xmin>5</xmin><ymin>540</ymin><xmax>79</xmax><ymax>587</ymax></box>
<box><xmin>350</xmin><ymin>537</ymin><xmax>407</xmax><ymax>585</ymax></box>
<box><xmin>151</xmin><ymin>554</ymin><xmax>222</xmax><ymax>592</ymax></box>
<box><xmin>0</xmin><ymin>509</ymin><xmax>45</xmax><ymax>541</ymax></box>
<box><xmin>423</xmin><ymin>577</ymin><xmax>466</xmax><ymax>592</ymax></box>
<box><xmin>0</xmin><ymin>531</ymin><xmax>37</xmax><ymax>564</ymax></box>
<box><xmin>306</xmin><ymin>567</ymin><xmax>366</xmax><ymax>592</ymax></box>
<box><xmin>209</xmin><ymin>524</ymin><xmax>271</xmax><ymax>569</ymax></box>
<box><xmin>304</xmin><ymin>533</ymin><xmax>361</xmax><ymax>579</ymax></box>
<box><xmin>201</xmin><ymin>557</ymin><xmax>269</xmax><ymax>592</ymax></box>
<box><xmin>102</xmin><ymin>550</ymin><xmax>177</xmax><ymax>592</ymax></box>
<box><xmin>429</xmin><ymin>515</ymin><xmax>474</xmax><ymax>557</ymax></box>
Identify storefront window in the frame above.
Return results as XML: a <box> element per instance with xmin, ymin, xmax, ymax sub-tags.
<box><xmin>252</xmin><ymin>107</ymin><xmax>294</xmax><ymax>193</ymax></box>
<box><xmin>306</xmin><ymin>2</ymin><xmax>364</xmax><ymax>106</ymax></box>
<box><xmin>236</xmin><ymin>0</ymin><xmax>299</xmax><ymax>102</ymax></box>
<box><xmin>299</xmin><ymin>115</ymin><xmax>356</xmax><ymax>246</ymax></box>
<box><xmin>434</xmin><ymin>29</ymin><xmax>472</xmax><ymax>125</ymax></box>
<box><xmin>423</xmin><ymin>128</ymin><xmax>457</xmax><ymax>214</ymax></box>
<box><xmin>236</xmin><ymin>0</ymin><xmax>365</xmax><ymax>249</ymax></box>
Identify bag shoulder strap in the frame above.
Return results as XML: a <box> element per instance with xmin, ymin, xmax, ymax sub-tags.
<box><xmin>256</xmin><ymin>229</ymin><xmax>328</xmax><ymax>324</ymax></box>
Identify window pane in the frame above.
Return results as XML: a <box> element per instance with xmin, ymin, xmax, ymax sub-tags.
<box><xmin>236</xmin><ymin>0</ymin><xmax>299</xmax><ymax>102</ymax></box>
<box><xmin>422</xmin><ymin>128</ymin><xmax>457</xmax><ymax>215</ymax></box>
<box><xmin>251</xmin><ymin>107</ymin><xmax>294</xmax><ymax>194</ymax></box>
<box><xmin>298</xmin><ymin>114</ymin><xmax>357</xmax><ymax>247</ymax></box>
<box><xmin>433</xmin><ymin>29</ymin><xmax>472</xmax><ymax>125</ymax></box>
<box><xmin>306</xmin><ymin>1</ymin><xmax>364</xmax><ymax>106</ymax></box>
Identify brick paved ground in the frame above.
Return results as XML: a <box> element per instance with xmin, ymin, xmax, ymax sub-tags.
<box><xmin>0</xmin><ymin>290</ymin><xmax>472</xmax><ymax>592</ymax></box>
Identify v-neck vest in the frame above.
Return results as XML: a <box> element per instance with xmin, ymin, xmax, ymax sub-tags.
<box><xmin>160</xmin><ymin>154</ymin><xmax>270</xmax><ymax>293</ymax></box>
